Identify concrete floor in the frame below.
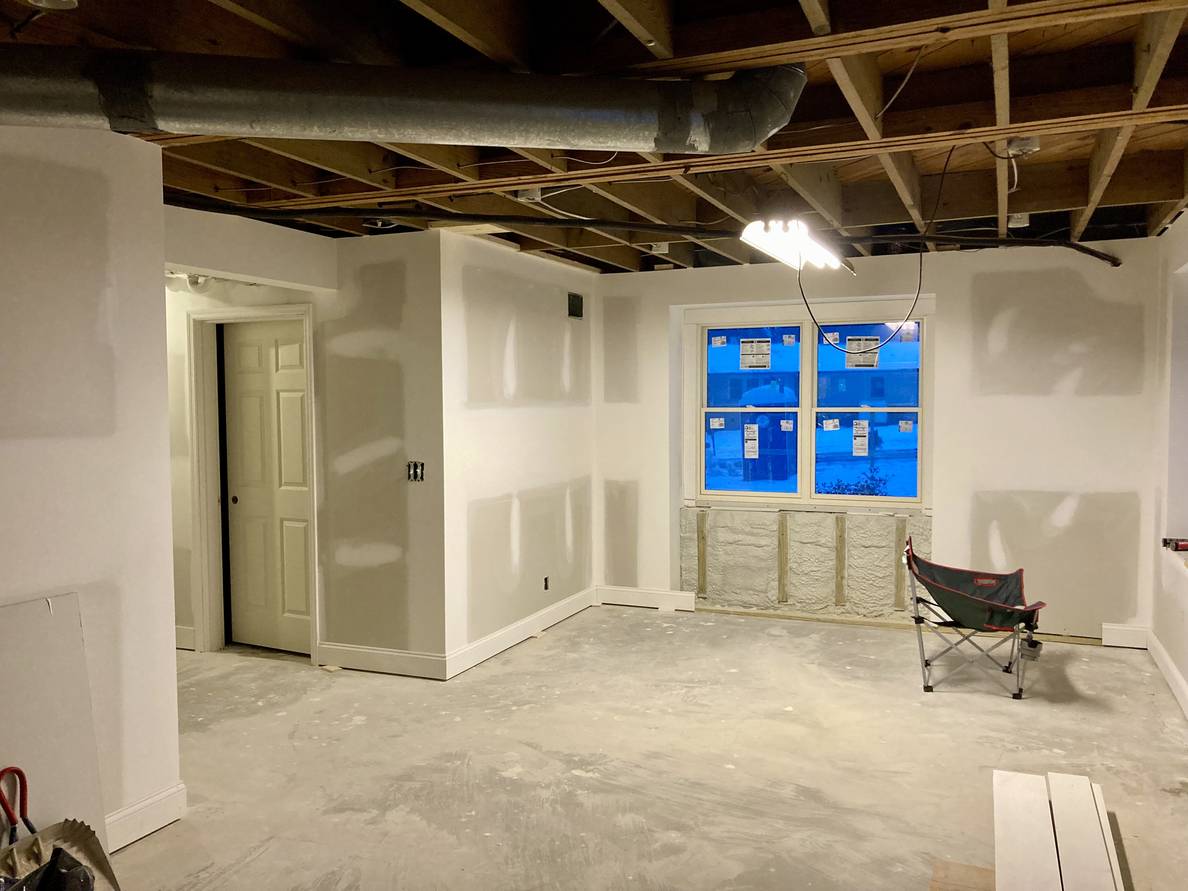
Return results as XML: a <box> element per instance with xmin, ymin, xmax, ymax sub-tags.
<box><xmin>115</xmin><ymin>607</ymin><xmax>1188</xmax><ymax>890</ymax></box>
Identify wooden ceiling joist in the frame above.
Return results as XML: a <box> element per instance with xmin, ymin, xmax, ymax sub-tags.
<box><xmin>204</xmin><ymin>0</ymin><xmax>400</xmax><ymax>64</ymax></box>
<box><xmin>1147</xmin><ymin>149</ymin><xmax>1188</xmax><ymax>233</ymax></box>
<box><xmin>597</xmin><ymin>0</ymin><xmax>673</xmax><ymax>60</ymax></box>
<box><xmin>1070</xmin><ymin>7</ymin><xmax>1188</xmax><ymax>239</ymax></box>
<box><xmin>989</xmin><ymin>0</ymin><xmax>1012</xmax><ymax>237</ymax></box>
<box><xmin>627</xmin><ymin>0</ymin><xmax>1188</xmax><ymax>75</ymax></box>
<box><xmin>397</xmin><ymin>0</ymin><xmax>528</xmax><ymax>68</ymax></box>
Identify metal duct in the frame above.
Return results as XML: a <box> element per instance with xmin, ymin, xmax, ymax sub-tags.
<box><xmin>0</xmin><ymin>45</ymin><xmax>806</xmax><ymax>154</ymax></box>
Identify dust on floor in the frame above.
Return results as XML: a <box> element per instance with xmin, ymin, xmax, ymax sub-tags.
<box><xmin>114</xmin><ymin>607</ymin><xmax>1188</xmax><ymax>890</ymax></box>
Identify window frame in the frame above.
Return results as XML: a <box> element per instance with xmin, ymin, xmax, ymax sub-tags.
<box><xmin>701</xmin><ymin>324</ymin><xmax>803</xmax><ymax>500</ymax></box>
<box><xmin>696</xmin><ymin>317</ymin><xmax>928</xmax><ymax>509</ymax></box>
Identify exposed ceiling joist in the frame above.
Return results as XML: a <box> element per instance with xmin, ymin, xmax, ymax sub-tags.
<box><xmin>796</xmin><ymin>0</ymin><xmax>831</xmax><ymax>37</ymax></box>
<box><xmin>626</xmin><ymin>0</ymin><xmax>1188</xmax><ymax>75</ymax></box>
<box><xmin>203</xmin><ymin>0</ymin><xmax>400</xmax><ymax>64</ymax></box>
<box><xmin>397</xmin><ymin>0</ymin><xmax>527</xmax><ymax>68</ymax></box>
<box><xmin>597</xmin><ymin>0</ymin><xmax>673</xmax><ymax>60</ymax></box>
<box><xmin>1147</xmin><ymin>149</ymin><xmax>1188</xmax><ymax>233</ymax></box>
<box><xmin>243</xmin><ymin>139</ymin><xmax>413</xmax><ymax>191</ymax></box>
<box><xmin>770</xmin><ymin>162</ymin><xmax>869</xmax><ymax>256</ymax></box>
<box><xmin>989</xmin><ymin>0</ymin><xmax>1011</xmax><ymax>237</ymax></box>
<box><xmin>1071</xmin><ymin>7</ymin><xmax>1187</xmax><ymax>239</ymax></box>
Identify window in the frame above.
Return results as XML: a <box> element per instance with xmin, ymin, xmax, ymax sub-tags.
<box><xmin>700</xmin><ymin>320</ymin><xmax>923</xmax><ymax>502</ymax></box>
<box><xmin>703</xmin><ymin>325</ymin><xmax>800</xmax><ymax>495</ymax></box>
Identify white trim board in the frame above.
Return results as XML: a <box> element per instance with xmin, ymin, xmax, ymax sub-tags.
<box><xmin>596</xmin><ymin>586</ymin><xmax>696</xmax><ymax>612</ymax></box>
<box><xmin>316</xmin><ymin>642</ymin><xmax>448</xmax><ymax>680</ymax></box>
<box><xmin>1101</xmin><ymin>623</ymin><xmax>1149</xmax><ymax>649</ymax></box>
<box><xmin>445</xmin><ymin>588</ymin><xmax>599</xmax><ymax>679</ymax></box>
<box><xmin>1149</xmin><ymin>631</ymin><xmax>1188</xmax><ymax>720</ymax></box>
<box><xmin>105</xmin><ymin>782</ymin><xmax>187</xmax><ymax>852</ymax></box>
<box><xmin>175</xmin><ymin>625</ymin><xmax>195</xmax><ymax>651</ymax></box>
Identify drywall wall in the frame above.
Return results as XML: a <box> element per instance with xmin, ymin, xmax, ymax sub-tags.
<box><xmin>0</xmin><ymin>126</ymin><xmax>184</xmax><ymax>846</ymax></box>
<box><xmin>597</xmin><ymin>241</ymin><xmax>1167</xmax><ymax>638</ymax></box>
<box><xmin>165</xmin><ymin>205</ymin><xmax>337</xmax><ymax>291</ymax></box>
<box><xmin>439</xmin><ymin>232</ymin><xmax>597</xmax><ymax>652</ymax></box>
<box><xmin>163</xmin><ymin>220</ymin><xmax>447</xmax><ymax>658</ymax></box>
<box><xmin>328</xmin><ymin>234</ymin><xmax>447</xmax><ymax>654</ymax></box>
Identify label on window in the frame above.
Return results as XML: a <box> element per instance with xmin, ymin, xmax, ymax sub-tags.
<box><xmin>901</xmin><ymin>324</ymin><xmax>917</xmax><ymax>342</ymax></box>
<box><xmin>825</xmin><ymin>331</ymin><xmax>840</xmax><ymax>345</ymax></box>
<box><xmin>743</xmin><ymin>423</ymin><xmax>759</xmax><ymax>440</ymax></box>
<box><xmin>709</xmin><ymin>417</ymin><xmax>725</xmax><ymax>430</ymax></box>
<box><xmin>823</xmin><ymin>418</ymin><xmax>840</xmax><ymax>432</ymax></box>
<box><xmin>780</xmin><ymin>419</ymin><xmax>795</xmax><ymax>432</ymax></box>
<box><xmin>852</xmin><ymin>419</ymin><xmax>869</xmax><ymax>434</ymax></box>
<box><xmin>744</xmin><ymin>439</ymin><xmax>760</xmax><ymax>459</ymax></box>
<box><xmin>739</xmin><ymin>337</ymin><xmax>771</xmax><ymax>369</ymax></box>
<box><xmin>899</xmin><ymin>419</ymin><xmax>914</xmax><ymax>433</ymax></box>
<box><xmin>845</xmin><ymin>336</ymin><xmax>880</xmax><ymax>368</ymax></box>
<box><xmin>782</xmin><ymin>334</ymin><xmax>797</xmax><ymax>346</ymax></box>
<box><xmin>711</xmin><ymin>335</ymin><xmax>727</xmax><ymax>347</ymax></box>
<box><xmin>853</xmin><ymin>433</ymin><xmax>869</xmax><ymax>457</ymax></box>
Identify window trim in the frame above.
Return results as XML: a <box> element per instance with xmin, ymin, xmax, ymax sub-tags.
<box><xmin>696</xmin><ymin>317</ymin><xmax>928</xmax><ymax>509</ymax></box>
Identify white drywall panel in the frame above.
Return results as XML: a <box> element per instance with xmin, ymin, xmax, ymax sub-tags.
<box><xmin>0</xmin><ymin>126</ymin><xmax>182</xmax><ymax>840</ymax></box>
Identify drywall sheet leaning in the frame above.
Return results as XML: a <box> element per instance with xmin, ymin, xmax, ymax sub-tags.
<box><xmin>1</xmin><ymin>592</ymin><xmax>107</xmax><ymax>849</ymax></box>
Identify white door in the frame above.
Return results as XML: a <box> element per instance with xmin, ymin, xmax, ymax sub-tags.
<box><xmin>223</xmin><ymin>320</ymin><xmax>312</xmax><ymax>654</ymax></box>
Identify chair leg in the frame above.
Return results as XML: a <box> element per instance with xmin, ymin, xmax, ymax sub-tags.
<box><xmin>1013</xmin><ymin>627</ymin><xmax>1026</xmax><ymax>699</ymax></box>
<box><xmin>909</xmin><ymin>579</ymin><xmax>932</xmax><ymax>692</ymax></box>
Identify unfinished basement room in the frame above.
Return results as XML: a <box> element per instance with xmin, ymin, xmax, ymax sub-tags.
<box><xmin>5</xmin><ymin>1</ymin><xmax>1188</xmax><ymax>889</ymax></box>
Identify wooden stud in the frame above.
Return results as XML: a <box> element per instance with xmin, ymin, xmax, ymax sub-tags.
<box><xmin>797</xmin><ymin>0</ymin><xmax>831</xmax><ymax>36</ymax></box>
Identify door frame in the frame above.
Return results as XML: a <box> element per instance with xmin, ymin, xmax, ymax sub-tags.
<box><xmin>186</xmin><ymin>304</ymin><xmax>320</xmax><ymax>659</ymax></box>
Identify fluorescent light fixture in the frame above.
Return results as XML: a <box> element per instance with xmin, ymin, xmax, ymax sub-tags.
<box><xmin>741</xmin><ymin>219</ymin><xmax>842</xmax><ymax>271</ymax></box>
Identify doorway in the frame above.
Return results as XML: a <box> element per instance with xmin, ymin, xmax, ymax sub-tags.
<box><xmin>219</xmin><ymin>320</ymin><xmax>312</xmax><ymax>653</ymax></box>
<box><xmin>186</xmin><ymin>305</ymin><xmax>320</xmax><ymax>658</ymax></box>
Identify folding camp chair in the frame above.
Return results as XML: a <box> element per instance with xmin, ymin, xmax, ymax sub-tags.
<box><xmin>905</xmin><ymin>538</ymin><xmax>1045</xmax><ymax>699</ymax></box>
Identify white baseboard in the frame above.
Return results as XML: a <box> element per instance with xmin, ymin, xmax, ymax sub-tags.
<box><xmin>175</xmin><ymin>624</ymin><xmax>195</xmax><ymax>651</ymax></box>
<box><xmin>1101</xmin><ymin>623</ymin><xmax>1150</xmax><ymax>649</ymax></box>
<box><xmin>445</xmin><ymin>588</ymin><xmax>597</xmax><ymax>679</ymax></box>
<box><xmin>1149</xmin><ymin>631</ymin><xmax>1188</xmax><ymax>721</ymax></box>
<box><xmin>316</xmin><ymin>642</ymin><xmax>447</xmax><ymax>680</ymax></box>
<box><xmin>596</xmin><ymin>585</ymin><xmax>696</xmax><ymax>612</ymax></box>
<box><xmin>105</xmin><ymin>782</ymin><xmax>187</xmax><ymax>852</ymax></box>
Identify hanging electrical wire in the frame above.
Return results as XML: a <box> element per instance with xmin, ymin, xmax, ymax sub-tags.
<box><xmin>799</xmin><ymin>145</ymin><xmax>957</xmax><ymax>355</ymax></box>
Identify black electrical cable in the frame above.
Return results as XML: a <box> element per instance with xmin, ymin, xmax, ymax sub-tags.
<box><xmin>800</xmin><ymin>145</ymin><xmax>956</xmax><ymax>355</ymax></box>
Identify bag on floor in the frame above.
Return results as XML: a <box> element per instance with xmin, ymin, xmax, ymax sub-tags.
<box><xmin>0</xmin><ymin>768</ymin><xmax>120</xmax><ymax>891</ymax></box>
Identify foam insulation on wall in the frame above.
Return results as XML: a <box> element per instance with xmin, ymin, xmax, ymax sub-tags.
<box><xmin>682</xmin><ymin>507</ymin><xmax>933</xmax><ymax>620</ymax></box>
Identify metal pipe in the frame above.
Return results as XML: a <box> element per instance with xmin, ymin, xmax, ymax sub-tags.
<box><xmin>0</xmin><ymin>45</ymin><xmax>806</xmax><ymax>154</ymax></box>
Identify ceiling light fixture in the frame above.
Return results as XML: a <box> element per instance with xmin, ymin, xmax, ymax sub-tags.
<box><xmin>741</xmin><ymin>219</ymin><xmax>843</xmax><ymax>271</ymax></box>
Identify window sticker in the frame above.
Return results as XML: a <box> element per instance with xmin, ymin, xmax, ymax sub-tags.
<box><xmin>782</xmin><ymin>333</ymin><xmax>797</xmax><ymax>346</ymax></box>
<box><xmin>825</xmin><ymin>331</ymin><xmax>840</xmax><ymax>345</ymax></box>
<box><xmin>853</xmin><ymin>433</ymin><xmax>869</xmax><ymax>457</ymax></box>
<box><xmin>739</xmin><ymin>337</ymin><xmax>771</xmax><ymax>370</ymax></box>
<box><xmin>852</xmin><ymin>419</ymin><xmax>869</xmax><ymax>434</ymax></box>
<box><xmin>710</xmin><ymin>417</ymin><xmax>725</xmax><ymax>429</ymax></box>
<box><xmin>901</xmin><ymin>326</ymin><xmax>917</xmax><ymax>342</ymax></box>
<box><xmin>744</xmin><ymin>439</ymin><xmax>760</xmax><ymax>459</ymax></box>
<box><xmin>780</xmin><ymin>419</ymin><xmax>795</xmax><ymax>432</ymax></box>
<box><xmin>711</xmin><ymin>335</ymin><xmax>727</xmax><ymax>347</ymax></box>
<box><xmin>899</xmin><ymin>419</ymin><xmax>914</xmax><ymax>433</ymax></box>
<box><xmin>845</xmin><ymin>336</ymin><xmax>880</xmax><ymax>368</ymax></box>
<box><xmin>823</xmin><ymin>418</ymin><xmax>840</xmax><ymax>431</ymax></box>
<box><xmin>743</xmin><ymin>423</ymin><xmax>759</xmax><ymax>440</ymax></box>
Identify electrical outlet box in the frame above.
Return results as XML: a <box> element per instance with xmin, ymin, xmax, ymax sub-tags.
<box><xmin>1006</xmin><ymin>136</ymin><xmax>1040</xmax><ymax>158</ymax></box>
<box><xmin>515</xmin><ymin>187</ymin><xmax>543</xmax><ymax>202</ymax></box>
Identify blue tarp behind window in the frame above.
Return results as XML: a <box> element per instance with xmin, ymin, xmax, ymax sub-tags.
<box><xmin>816</xmin><ymin>321</ymin><xmax>920</xmax><ymax>408</ymax></box>
<box><xmin>704</xmin><ymin>411</ymin><xmax>798</xmax><ymax>494</ymax></box>
<box><xmin>707</xmin><ymin>326</ymin><xmax>800</xmax><ymax>407</ymax></box>
<box><xmin>813</xmin><ymin>412</ymin><xmax>919</xmax><ymax>498</ymax></box>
